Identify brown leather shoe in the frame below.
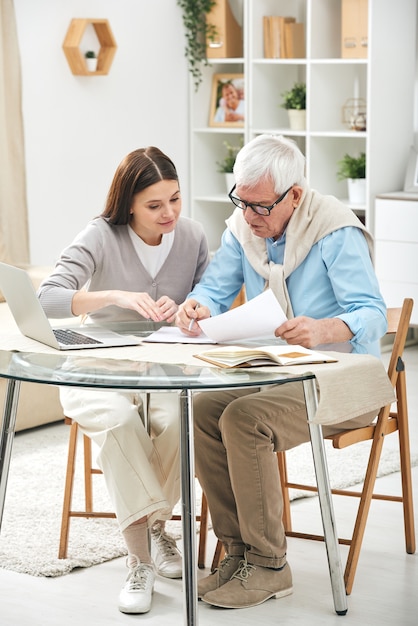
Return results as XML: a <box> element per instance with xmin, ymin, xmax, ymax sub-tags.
<box><xmin>202</xmin><ymin>558</ymin><xmax>293</xmax><ymax>609</ymax></box>
<box><xmin>198</xmin><ymin>554</ymin><xmax>243</xmax><ymax>599</ymax></box>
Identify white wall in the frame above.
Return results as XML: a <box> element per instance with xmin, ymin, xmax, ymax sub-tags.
<box><xmin>14</xmin><ymin>0</ymin><xmax>189</xmax><ymax>266</ymax></box>
<box><xmin>14</xmin><ymin>1</ymin><xmax>418</xmax><ymax>267</ymax></box>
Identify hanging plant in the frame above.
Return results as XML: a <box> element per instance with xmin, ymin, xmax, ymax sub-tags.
<box><xmin>177</xmin><ymin>0</ymin><xmax>218</xmax><ymax>91</ymax></box>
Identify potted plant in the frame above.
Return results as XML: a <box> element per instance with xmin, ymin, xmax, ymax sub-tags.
<box><xmin>216</xmin><ymin>138</ymin><xmax>243</xmax><ymax>192</ymax></box>
<box><xmin>85</xmin><ymin>50</ymin><xmax>98</xmax><ymax>72</ymax></box>
<box><xmin>177</xmin><ymin>0</ymin><xmax>217</xmax><ymax>91</ymax></box>
<box><xmin>280</xmin><ymin>82</ymin><xmax>306</xmax><ymax>130</ymax></box>
<box><xmin>336</xmin><ymin>152</ymin><xmax>366</xmax><ymax>204</ymax></box>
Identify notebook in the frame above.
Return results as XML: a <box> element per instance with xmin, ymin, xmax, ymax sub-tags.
<box><xmin>194</xmin><ymin>344</ymin><xmax>338</xmax><ymax>368</ymax></box>
<box><xmin>0</xmin><ymin>262</ymin><xmax>142</xmax><ymax>350</ymax></box>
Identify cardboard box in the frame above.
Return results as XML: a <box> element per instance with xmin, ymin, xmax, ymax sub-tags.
<box><xmin>341</xmin><ymin>0</ymin><xmax>368</xmax><ymax>59</ymax></box>
<box><xmin>206</xmin><ymin>0</ymin><xmax>243</xmax><ymax>59</ymax></box>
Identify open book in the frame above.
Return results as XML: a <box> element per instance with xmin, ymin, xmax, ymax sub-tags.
<box><xmin>194</xmin><ymin>344</ymin><xmax>338</xmax><ymax>368</ymax></box>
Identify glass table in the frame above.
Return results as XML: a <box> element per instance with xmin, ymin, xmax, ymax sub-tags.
<box><xmin>0</xmin><ymin>349</ymin><xmax>348</xmax><ymax>624</ymax></box>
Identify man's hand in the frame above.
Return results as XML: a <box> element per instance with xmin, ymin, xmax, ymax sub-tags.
<box><xmin>275</xmin><ymin>316</ymin><xmax>353</xmax><ymax>348</ymax></box>
<box><xmin>175</xmin><ymin>299</ymin><xmax>211</xmax><ymax>336</ymax></box>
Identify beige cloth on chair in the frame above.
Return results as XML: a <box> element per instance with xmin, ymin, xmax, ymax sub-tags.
<box><xmin>226</xmin><ymin>189</ymin><xmax>373</xmax><ymax>318</ymax></box>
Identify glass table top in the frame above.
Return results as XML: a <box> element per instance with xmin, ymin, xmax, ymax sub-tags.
<box><xmin>0</xmin><ymin>350</ymin><xmax>314</xmax><ymax>391</ymax></box>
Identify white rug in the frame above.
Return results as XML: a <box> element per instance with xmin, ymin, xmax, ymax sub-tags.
<box><xmin>0</xmin><ymin>422</ymin><xmax>416</xmax><ymax>578</ymax></box>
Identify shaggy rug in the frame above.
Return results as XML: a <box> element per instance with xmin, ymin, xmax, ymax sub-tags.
<box><xmin>0</xmin><ymin>422</ymin><xmax>416</xmax><ymax>578</ymax></box>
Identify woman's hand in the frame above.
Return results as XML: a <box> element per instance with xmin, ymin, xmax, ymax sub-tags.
<box><xmin>72</xmin><ymin>289</ymin><xmax>179</xmax><ymax>323</ymax></box>
<box><xmin>113</xmin><ymin>292</ymin><xmax>182</xmax><ymax>323</ymax></box>
<box><xmin>224</xmin><ymin>110</ymin><xmax>244</xmax><ymax>122</ymax></box>
<box><xmin>111</xmin><ymin>291</ymin><xmax>168</xmax><ymax>321</ymax></box>
<box><xmin>155</xmin><ymin>296</ymin><xmax>178</xmax><ymax>323</ymax></box>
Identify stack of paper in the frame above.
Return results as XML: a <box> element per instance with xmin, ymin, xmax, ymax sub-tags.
<box><xmin>144</xmin><ymin>289</ymin><xmax>286</xmax><ymax>344</ymax></box>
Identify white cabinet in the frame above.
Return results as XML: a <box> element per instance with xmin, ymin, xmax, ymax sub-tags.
<box><xmin>188</xmin><ymin>0</ymin><xmax>416</xmax><ymax>252</ymax></box>
<box><xmin>375</xmin><ymin>193</ymin><xmax>418</xmax><ymax>326</ymax></box>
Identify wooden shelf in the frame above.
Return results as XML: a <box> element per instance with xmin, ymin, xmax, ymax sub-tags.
<box><xmin>62</xmin><ymin>18</ymin><xmax>117</xmax><ymax>76</ymax></box>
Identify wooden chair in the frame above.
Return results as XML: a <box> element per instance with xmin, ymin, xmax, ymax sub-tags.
<box><xmin>211</xmin><ymin>299</ymin><xmax>416</xmax><ymax>591</ymax></box>
<box><xmin>277</xmin><ymin>298</ymin><xmax>415</xmax><ymax>595</ymax></box>
<box><xmin>59</xmin><ymin>417</ymin><xmax>209</xmax><ymax>568</ymax></box>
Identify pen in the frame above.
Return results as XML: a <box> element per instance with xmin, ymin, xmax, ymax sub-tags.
<box><xmin>188</xmin><ymin>303</ymin><xmax>200</xmax><ymax>331</ymax></box>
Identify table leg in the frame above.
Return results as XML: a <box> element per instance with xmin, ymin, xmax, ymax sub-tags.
<box><xmin>179</xmin><ymin>388</ymin><xmax>198</xmax><ymax>626</ymax></box>
<box><xmin>302</xmin><ymin>378</ymin><xmax>348</xmax><ymax>616</ymax></box>
<box><xmin>0</xmin><ymin>379</ymin><xmax>21</xmax><ymax>530</ymax></box>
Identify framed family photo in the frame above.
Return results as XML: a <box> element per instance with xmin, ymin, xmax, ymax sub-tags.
<box><xmin>209</xmin><ymin>73</ymin><xmax>245</xmax><ymax>128</ymax></box>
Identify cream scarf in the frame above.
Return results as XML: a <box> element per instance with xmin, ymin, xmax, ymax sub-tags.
<box><xmin>225</xmin><ymin>189</ymin><xmax>374</xmax><ymax>318</ymax></box>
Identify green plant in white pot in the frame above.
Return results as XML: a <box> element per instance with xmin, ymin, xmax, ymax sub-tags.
<box><xmin>280</xmin><ymin>82</ymin><xmax>306</xmax><ymax>130</ymax></box>
<box><xmin>336</xmin><ymin>152</ymin><xmax>366</xmax><ymax>205</ymax></box>
<box><xmin>216</xmin><ymin>138</ymin><xmax>243</xmax><ymax>193</ymax></box>
<box><xmin>85</xmin><ymin>50</ymin><xmax>98</xmax><ymax>72</ymax></box>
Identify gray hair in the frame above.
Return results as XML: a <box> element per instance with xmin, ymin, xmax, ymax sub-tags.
<box><xmin>233</xmin><ymin>134</ymin><xmax>307</xmax><ymax>193</ymax></box>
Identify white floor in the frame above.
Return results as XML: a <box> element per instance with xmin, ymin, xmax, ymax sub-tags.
<box><xmin>1</xmin><ymin>345</ymin><xmax>417</xmax><ymax>626</ymax></box>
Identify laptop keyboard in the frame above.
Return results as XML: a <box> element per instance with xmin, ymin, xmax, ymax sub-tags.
<box><xmin>53</xmin><ymin>328</ymin><xmax>102</xmax><ymax>345</ymax></box>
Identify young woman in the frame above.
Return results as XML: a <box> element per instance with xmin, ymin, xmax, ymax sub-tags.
<box><xmin>38</xmin><ymin>147</ymin><xmax>210</xmax><ymax>615</ymax></box>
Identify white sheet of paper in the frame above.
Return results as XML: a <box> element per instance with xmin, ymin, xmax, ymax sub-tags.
<box><xmin>143</xmin><ymin>326</ymin><xmax>215</xmax><ymax>344</ymax></box>
<box><xmin>198</xmin><ymin>289</ymin><xmax>287</xmax><ymax>343</ymax></box>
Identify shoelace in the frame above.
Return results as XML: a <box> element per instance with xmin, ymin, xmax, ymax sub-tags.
<box><xmin>126</xmin><ymin>562</ymin><xmax>153</xmax><ymax>591</ymax></box>
<box><xmin>218</xmin><ymin>554</ymin><xmax>241</xmax><ymax>574</ymax></box>
<box><xmin>232</xmin><ymin>559</ymin><xmax>256</xmax><ymax>582</ymax></box>
<box><xmin>151</xmin><ymin>526</ymin><xmax>178</xmax><ymax>557</ymax></box>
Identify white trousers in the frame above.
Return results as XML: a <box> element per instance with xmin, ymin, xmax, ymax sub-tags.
<box><xmin>60</xmin><ymin>387</ymin><xmax>180</xmax><ymax>531</ymax></box>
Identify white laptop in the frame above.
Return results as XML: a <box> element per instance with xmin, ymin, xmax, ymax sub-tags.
<box><xmin>0</xmin><ymin>262</ymin><xmax>142</xmax><ymax>350</ymax></box>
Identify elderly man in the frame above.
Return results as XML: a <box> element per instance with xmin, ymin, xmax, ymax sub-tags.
<box><xmin>176</xmin><ymin>134</ymin><xmax>386</xmax><ymax>610</ymax></box>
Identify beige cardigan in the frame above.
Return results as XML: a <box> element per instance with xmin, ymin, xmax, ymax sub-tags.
<box><xmin>226</xmin><ymin>188</ymin><xmax>373</xmax><ymax>318</ymax></box>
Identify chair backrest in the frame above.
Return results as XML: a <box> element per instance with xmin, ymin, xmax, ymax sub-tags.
<box><xmin>328</xmin><ymin>298</ymin><xmax>414</xmax><ymax>449</ymax></box>
<box><xmin>386</xmin><ymin>299</ymin><xmax>414</xmax><ymax>387</ymax></box>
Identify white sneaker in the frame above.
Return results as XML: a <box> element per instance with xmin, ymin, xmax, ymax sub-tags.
<box><xmin>151</xmin><ymin>522</ymin><xmax>183</xmax><ymax>579</ymax></box>
<box><xmin>118</xmin><ymin>556</ymin><xmax>155</xmax><ymax>614</ymax></box>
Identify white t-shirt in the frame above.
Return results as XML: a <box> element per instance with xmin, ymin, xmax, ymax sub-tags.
<box><xmin>128</xmin><ymin>226</ymin><xmax>175</xmax><ymax>278</ymax></box>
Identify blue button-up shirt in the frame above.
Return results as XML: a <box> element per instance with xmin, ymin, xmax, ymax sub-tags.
<box><xmin>188</xmin><ymin>225</ymin><xmax>387</xmax><ymax>346</ymax></box>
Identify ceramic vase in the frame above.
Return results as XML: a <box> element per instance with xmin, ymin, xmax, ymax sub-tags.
<box><xmin>86</xmin><ymin>58</ymin><xmax>98</xmax><ymax>72</ymax></box>
<box><xmin>347</xmin><ymin>178</ymin><xmax>366</xmax><ymax>204</ymax></box>
<box><xmin>287</xmin><ymin>109</ymin><xmax>306</xmax><ymax>131</ymax></box>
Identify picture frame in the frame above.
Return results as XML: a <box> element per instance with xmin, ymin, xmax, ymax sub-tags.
<box><xmin>209</xmin><ymin>73</ymin><xmax>245</xmax><ymax>128</ymax></box>
<box><xmin>403</xmin><ymin>146</ymin><xmax>418</xmax><ymax>193</ymax></box>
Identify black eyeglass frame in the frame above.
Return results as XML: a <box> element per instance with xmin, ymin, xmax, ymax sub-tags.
<box><xmin>228</xmin><ymin>184</ymin><xmax>293</xmax><ymax>216</ymax></box>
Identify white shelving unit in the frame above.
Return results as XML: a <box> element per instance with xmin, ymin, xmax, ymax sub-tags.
<box><xmin>188</xmin><ymin>0</ymin><xmax>416</xmax><ymax>252</ymax></box>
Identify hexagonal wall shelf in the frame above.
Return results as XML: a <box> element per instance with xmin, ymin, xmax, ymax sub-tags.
<box><xmin>63</xmin><ymin>18</ymin><xmax>117</xmax><ymax>76</ymax></box>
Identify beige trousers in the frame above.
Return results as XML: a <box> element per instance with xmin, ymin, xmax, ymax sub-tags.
<box><xmin>60</xmin><ymin>387</ymin><xmax>180</xmax><ymax>531</ymax></box>
<box><xmin>193</xmin><ymin>382</ymin><xmax>378</xmax><ymax>569</ymax></box>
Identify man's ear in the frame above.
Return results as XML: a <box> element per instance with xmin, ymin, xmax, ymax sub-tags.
<box><xmin>291</xmin><ymin>186</ymin><xmax>304</xmax><ymax>207</ymax></box>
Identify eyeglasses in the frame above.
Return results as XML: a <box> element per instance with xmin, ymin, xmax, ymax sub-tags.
<box><xmin>228</xmin><ymin>184</ymin><xmax>293</xmax><ymax>216</ymax></box>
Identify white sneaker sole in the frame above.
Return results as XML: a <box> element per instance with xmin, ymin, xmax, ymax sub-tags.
<box><xmin>155</xmin><ymin>566</ymin><xmax>182</xmax><ymax>579</ymax></box>
<box><xmin>118</xmin><ymin>590</ymin><xmax>154</xmax><ymax>614</ymax></box>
